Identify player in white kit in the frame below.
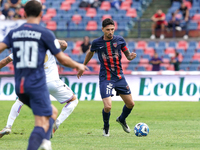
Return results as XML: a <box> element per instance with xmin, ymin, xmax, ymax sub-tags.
<box><xmin>0</xmin><ymin>40</ymin><xmax>78</xmax><ymax>138</ymax></box>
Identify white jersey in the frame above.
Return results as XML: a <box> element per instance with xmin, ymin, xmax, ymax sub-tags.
<box><xmin>9</xmin><ymin>50</ymin><xmax>60</xmax><ymax>83</ymax></box>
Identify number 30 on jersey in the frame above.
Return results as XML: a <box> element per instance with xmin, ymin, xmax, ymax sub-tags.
<box><xmin>13</xmin><ymin>41</ymin><xmax>38</xmax><ymax>68</ymax></box>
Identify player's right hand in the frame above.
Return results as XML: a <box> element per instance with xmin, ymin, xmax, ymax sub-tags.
<box><xmin>77</xmin><ymin>64</ymin><xmax>89</xmax><ymax>79</ymax></box>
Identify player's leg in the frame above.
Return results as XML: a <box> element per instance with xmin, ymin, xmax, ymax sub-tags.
<box><xmin>20</xmin><ymin>86</ymin><xmax>55</xmax><ymax>150</ymax></box>
<box><xmin>115</xmin><ymin>78</ymin><xmax>134</xmax><ymax>133</ymax></box>
<box><xmin>102</xmin><ymin>96</ymin><xmax>112</xmax><ymax>136</ymax></box>
<box><xmin>47</xmin><ymin>80</ymin><xmax>78</xmax><ymax>134</ymax></box>
<box><xmin>55</xmin><ymin>95</ymin><xmax>78</xmax><ymax>129</ymax></box>
<box><xmin>100</xmin><ymin>81</ymin><xmax>114</xmax><ymax>137</ymax></box>
<box><xmin>0</xmin><ymin>99</ymin><xmax>24</xmax><ymax>138</ymax></box>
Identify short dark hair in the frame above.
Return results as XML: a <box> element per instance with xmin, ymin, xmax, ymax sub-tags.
<box><xmin>24</xmin><ymin>0</ymin><xmax>42</xmax><ymax>17</ymax></box>
<box><xmin>102</xmin><ymin>18</ymin><xmax>114</xmax><ymax>28</ymax></box>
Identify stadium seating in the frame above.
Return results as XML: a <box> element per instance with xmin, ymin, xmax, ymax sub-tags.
<box><xmin>86</xmin><ymin>21</ymin><xmax>98</xmax><ymax>30</ymax></box>
<box><xmin>100</xmin><ymin>1</ymin><xmax>111</xmax><ymax>11</ymax></box>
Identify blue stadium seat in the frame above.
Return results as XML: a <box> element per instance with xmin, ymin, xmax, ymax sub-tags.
<box><xmin>77</xmin><ymin>22</ymin><xmax>87</xmax><ymax>30</ymax></box>
<box><xmin>188</xmin><ymin>41</ymin><xmax>197</xmax><ymax>49</ymax></box>
<box><xmin>131</xmin><ymin>57</ymin><xmax>140</xmax><ymax>64</ymax></box>
<box><xmin>127</xmin><ymin>64</ymin><xmax>137</xmax><ymax>71</ymax></box>
<box><xmin>76</xmin><ymin>9</ymin><xmax>86</xmax><ymax>16</ymax></box>
<box><xmin>176</xmin><ymin>49</ymin><xmax>185</xmax><ymax>55</ymax></box>
<box><xmin>117</xmin><ymin>9</ymin><xmax>127</xmax><ymax>16</ymax></box>
<box><xmin>107</xmin><ymin>8</ymin><xmax>116</xmax><ymax>15</ymax></box>
<box><xmin>82</xmin><ymin>16</ymin><xmax>92</xmax><ymax>22</ymax></box>
<box><xmin>142</xmin><ymin>54</ymin><xmax>151</xmax><ymax>59</ymax></box>
<box><xmin>137</xmin><ymin>66</ymin><xmax>146</xmax><ymax>71</ymax></box>
<box><xmin>157</xmin><ymin>41</ymin><xmax>166</xmax><ymax>49</ymax></box>
<box><xmin>97</xmin><ymin>9</ymin><xmax>107</xmax><ymax>16</ymax></box>
<box><xmin>63</xmin><ymin>67</ymin><xmax>73</xmax><ymax>72</ymax></box>
<box><xmin>191</xmin><ymin>60</ymin><xmax>199</xmax><ymax>64</ymax></box>
<box><xmin>127</xmin><ymin>41</ymin><xmax>135</xmax><ymax>50</ymax></box>
<box><xmin>168</xmin><ymin>41</ymin><xmax>176</xmax><ymax>48</ymax></box>
<box><xmin>196</xmin><ymin>49</ymin><xmax>200</xmax><ymax>53</ymax></box>
<box><xmin>118</xmin><ymin>22</ymin><xmax>129</xmax><ymax>31</ymax></box>
<box><xmin>188</xmin><ymin>21</ymin><xmax>198</xmax><ymax>30</ymax></box>
<box><xmin>147</xmin><ymin>41</ymin><xmax>156</xmax><ymax>48</ymax></box>
<box><xmin>179</xmin><ymin>64</ymin><xmax>188</xmax><ymax>70</ymax></box>
<box><xmin>163</xmin><ymin>54</ymin><xmax>170</xmax><ymax>59</ymax></box>
<box><xmin>188</xmin><ymin>65</ymin><xmax>199</xmax><ymax>71</ymax></box>
<box><xmin>160</xmin><ymin>66</ymin><xmax>166</xmax><ymax>70</ymax></box>
<box><xmin>0</xmin><ymin>66</ymin><xmax>10</xmax><ymax>72</ymax></box>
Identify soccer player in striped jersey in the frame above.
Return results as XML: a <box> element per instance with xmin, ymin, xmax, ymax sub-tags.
<box><xmin>0</xmin><ymin>1</ymin><xmax>88</xmax><ymax>149</ymax></box>
<box><xmin>77</xmin><ymin>18</ymin><xmax>137</xmax><ymax>137</ymax></box>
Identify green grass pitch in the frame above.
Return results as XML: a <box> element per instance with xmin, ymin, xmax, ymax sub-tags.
<box><xmin>0</xmin><ymin>101</ymin><xmax>200</xmax><ymax>150</ymax></box>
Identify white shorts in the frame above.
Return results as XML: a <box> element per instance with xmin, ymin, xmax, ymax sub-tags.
<box><xmin>47</xmin><ymin>79</ymin><xmax>74</xmax><ymax>104</ymax></box>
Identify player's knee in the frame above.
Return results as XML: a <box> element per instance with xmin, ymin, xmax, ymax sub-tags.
<box><xmin>104</xmin><ymin>106</ymin><xmax>111</xmax><ymax>112</ymax></box>
<box><xmin>126</xmin><ymin>101</ymin><xmax>135</xmax><ymax>109</ymax></box>
<box><xmin>51</xmin><ymin>105</ymin><xmax>58</xmax><ymax>120</ymax></box>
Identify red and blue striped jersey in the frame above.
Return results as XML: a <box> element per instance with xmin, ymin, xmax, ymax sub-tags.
<box><xmin>90</xmin><ymin>35</ymin><xmax>128</xmax><ymax>81</ymax></box>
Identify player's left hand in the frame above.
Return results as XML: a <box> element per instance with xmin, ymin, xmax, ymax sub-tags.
<box><xmin>77</xmin><ymin>64</ymin><xmax>89</xmax><ymax>79</ymax></box>
<box><xmin>58</xmin><ymin>40</ymin><xmax>68</xmax><ymax>51</ymax></box>
<box><xmin>128</xmin><ymin>52</ymin><xmax>137</xmax><ymax>60</ymax></box>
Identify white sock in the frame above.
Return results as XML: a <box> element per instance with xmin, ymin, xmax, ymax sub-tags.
<box><xmin>56</xmin><ymin>99</ymin><xmax>78</xmax><ymax>127</ymax></box>
<box><xmin>6</xmin><ymin>99</ymin><xmax>24</xmax><ymax>127</ymax></box>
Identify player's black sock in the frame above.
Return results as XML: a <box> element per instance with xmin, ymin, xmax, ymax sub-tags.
<box><xmin>119</xmin><ymin>105</ymin><xmax>132</xmax><ymax>122</ymax></box>
<box><xmin>102</xmin><ymin>109</ymin><xmax>110</xmax><ymax>128</ymax></box>
<box><xmin>27</xmin><ymin>126</ymin><xmax>45</xmax><ymax>150</ymax></box>
<box><xmin>45</xmin><ymin>117</ymin><xmax>54</xmax><ymax>140</ymax></box>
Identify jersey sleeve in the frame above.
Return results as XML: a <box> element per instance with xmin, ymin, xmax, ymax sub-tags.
<box><xmin>120</xmin><ymin>36</ymin><xmax>128</xmax><ymax>52</ymax></box>
<box><xmin>90</xmin><ymin>40</ymin><xmax>97</xmax><ymax>52</ymax></box>
<box><xmin>2</xmin><ymin>31</ymin><xmax>12</xmax><ymax>48</ymax></box>
<box><xmin>43</xmin><ymin>30</ymin><xmax>61</xmax><ymax>55</ymax></box>
<box><xmin>9</xmin><ymin>53</ymin><xmax>13</xmax><ymax>60</ymax></box>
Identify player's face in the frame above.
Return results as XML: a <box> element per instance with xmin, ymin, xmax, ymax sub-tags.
<box><xmin>102</xmin><ymin>25</ymin><xmax>115</xmax><ymax>40</ymax></box>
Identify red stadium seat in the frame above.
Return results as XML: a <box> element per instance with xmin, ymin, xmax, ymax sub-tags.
<box><xmin>177</xmin><ymin>41</ymin><xmax>188</xmax><ymax>50</ymax></box>
<box><xmin>184</xmin><ymin>1</ymin><xmax>192</xmax><ymax>9</ymax></box>
<box><xmin>46</xmin><ymin>21</ymin><xmax>57</xmax><ymax>31</ymax></box>
<box><xmin>146</xmin><ymin>64</ymin><xmax>152</xmax><ymax>71</ymax></box>
<box><xmin>86</xmin><ymin>21</ymin><xmax>97</xmax><ymax>30</ymax></box>
<box><xmin>72</xmin><ymin>48</ymin><xmax>80</xmax><ymax>54</ymax></box>
<box><xmin>167</xmin><ymin>64</ymin><xmax>174</xmax><ymax>70</ymax></box>
<box><xmin>102</xmin><ymin>14</ymin><xmax>112</xmax><ymax>21</ymax></box>
<box><xmin>46</xmin><ymin>8</ymin><xmax>57</xmax><ymax>17</ymax></box>
<box><xmin>60</xmin><ymin>1</ymin><xmax>71</xmax><ymax>11</ymax></box>
<box><xmin>144</xmin><ymin>47</ymin><xmax>154</xmax><ymax>56</ymax></box>
<box><xmin>40</xmin><ymin>0</ymin><xmax>45</xmax><ymax>3</ymax></box>
<box><xmin>192</xmin><ymin>53</ymin><xmax>200</xmax><ymax>60</ymax></box>
<box><xmin>139</xmin><ymin>58</ymin><xmax>149</xmax><ymax>67</ymax></box>
<box><xmin>136</xmin><ymin>41</ymin><xmax>147</xmax><ymax>49</ymax></box>
<box><xmin>42</xmin><ymin>14</ymin><xmax>52</xmax><ymax>22</ymax></box>
<box><xmin>126</xmin><ymin>8</ymin><xmax>137</xmax><ymax>18</ymax></box>
<box><xmin>86</xmin><ymin>8</ymin><xmax>97</xmax><ymax>18</ymax></box>
<box><xmin>192</xmin><ymin>14</ymin><xmax>200</xmax><ymax>21</ymax></box>
<box><xmin>75</xmin><ymin>40</ymin><xmax>83</xmax><ymax>47</ymax></box>
<box><xmin>100</xmin><ymin>1</ymin><xmax>111</xmax><ymax>11</ymax></box>
<box><xmin>162</xmin><ymin>58</ymin><xmax>170</xmax><ymax>63</ymax></box>
<box><xmin>114</xmin><ymin>21</ymin><xmax>118</xmax><ymax>30</ymax></box>
<box><xmin>165</xmin><ymin>48</ymin><xmax>175</xmax><ymax>54</ymax></box>
<box><xmin>125</xmin><ymin>0</ymin><xmax>133</xmax><ymax>4</ymax></box>
<box><xmin>65</xmin><ymin>0</ymin><xmax>75</xmax><ymax>4</ymax></box>
<box><xmin>120</xmin><ymin>1</ymin><xmax>131</xmax><ymax>10</ymax></box>
<box><xmin>72</xmin><ymin>14</ymin><xmax>82</xmax><ymax>24</ymax></box>
<box><xmin>197</xmin><ymin>41</ymin><xmax>200</xmax><ymax>49</ymax></box>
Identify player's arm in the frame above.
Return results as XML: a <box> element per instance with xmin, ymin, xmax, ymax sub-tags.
<box><xmin>0</xmin><ymin>56</ymin><xmax>13</xmax><ymax>69</ymax></box>
<box><xmin>55</xmin><ymin>51</ymin><xmax>88</xmax><ymax>73</ymax></box>
<box><xmin>123</xmin><ymin>49</ymin><xmax>137</xmax><ymax>61</ymax></box>
<box><xmin>0</xmin><ymin>42</ymin><xmax>8</xmax><ymax>54</ymax></box>
<box><xmin>77</xmin><ymin>51</ymin><xmax>94</xmax><ymax>78</ymax></box>
<box><xmin>83</xmin><ymin>51</ymin><xmax>94</xmax><ymax>65</ymax></box>
<box><xmin>58</xmin><ymin>40</ymin><xmax>68</xmax><ymax>51</ymax></box>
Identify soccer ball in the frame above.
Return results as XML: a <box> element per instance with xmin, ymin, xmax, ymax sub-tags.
<box><xmin>134</xmin><ymin>123</ymin><xmax>149</xmax><ymax>137</ymax></box>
